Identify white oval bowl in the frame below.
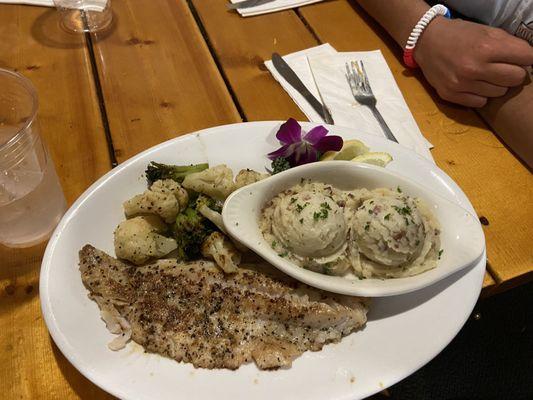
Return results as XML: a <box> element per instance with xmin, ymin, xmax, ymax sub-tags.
<box><xmin>223</xmin><ymin>161</ymin><xmax>485</xmax><ymax>297</ymax></box>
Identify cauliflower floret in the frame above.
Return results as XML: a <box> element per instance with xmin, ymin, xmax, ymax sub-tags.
<box><xmin>233</xmin><ymin>169</ymin><xmax>269</xmax><ymax>190</ymax></box>
<box><xmin>182</xmin><ymin>164</ymin><xmax>234</xmax><ymax>201</ymax></box>
<box><xmin>197</xmin><ymin>203</ymin><xmax>226</xmax><ymax>233</ymax></box>
<box><xmin>114</xmin><ymin>215</ymin><xmax>177</xmax><ymax>265</ymax></box>
<box><xmin>123</xmin><ymin>179</ymin><xmax>188</xmax><ymax>223</ymax></box>
<box><xmin>150</xmin><ymin>179</ymin><xmax>189</xmax><ymax>210</ymax></box>
<box><xmin>201</xmin><ymin>232</ymin><xmax>241</xmax><ymax>274</ymax></box>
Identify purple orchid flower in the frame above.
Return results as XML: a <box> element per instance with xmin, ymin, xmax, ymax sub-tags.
<box><xmin>267</xmin><ymin>118</ymin><xmax>343</xmax><ymax>166</ymax></box>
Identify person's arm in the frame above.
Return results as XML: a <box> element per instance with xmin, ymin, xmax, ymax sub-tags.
<box><xmin>478</xmin><ymin>74</ymin><xmax>533</xmax><ymax>169</ymax></box>
<box><xmin>355</xmin><ymin>0</ymin><xmax>533</xmax><ymax>107</ymax></box>
<box><xmin>355</xmin><ymin>0</ymin><xmax>431</xmax><ymax>47</ymax></box>
<box><xmin>356</xmin><ymin>0</ymin><xmax>533</xmax><ymax>166</ymax></box>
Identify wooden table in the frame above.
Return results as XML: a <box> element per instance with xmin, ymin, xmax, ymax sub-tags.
<box><xmin>0</xmin><ymin>0</ymin><xmax>531</xmax><ymax>398</ymax></box>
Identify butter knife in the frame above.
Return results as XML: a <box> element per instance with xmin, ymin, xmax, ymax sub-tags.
<box><xmin>271</xmin><ymin>53</ymin><xmax>334</xmax><ymax>125</ymax></box>
<box><xmin>227</xmin><ymin>0</ymin><xmax>277</xmax><ymax>10</ymax></box>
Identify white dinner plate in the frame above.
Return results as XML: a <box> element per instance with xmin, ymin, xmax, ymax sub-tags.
<box><xmin>40</xmin><ymin>121</ymin><xmax>485</xmax><ymax>400</ymax></box>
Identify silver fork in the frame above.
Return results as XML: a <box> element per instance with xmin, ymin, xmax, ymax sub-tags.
<box><xmin>345</xmin><ymin>61</ymin><xmax>398</xmax><ymax>143</ymax></box>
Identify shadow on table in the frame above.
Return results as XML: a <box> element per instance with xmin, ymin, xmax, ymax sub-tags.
<box><xmin>0</xmin><ymin>242</ymin><xmax>44</xmax><ymax>314</ymax></box>
<box><xmin>30</xmin><ymin>9</ymin><xmax>117</xmax><ymax>50</ymax></box>
<box><xmin>51</xmin><ymin>339</ymin><xmax>117</xmax><ymax>400</ymax></box>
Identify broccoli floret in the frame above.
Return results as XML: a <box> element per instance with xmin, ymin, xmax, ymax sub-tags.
<box><xmin>145</xmin><ymin>162</ymin><xmax>209</xmax><ymax>185</ymax></box>
<box><xmin>271</xmin><ymin>157</ymin><xmax>291</xmax><ymax>175</ymax></box>
<box><xmin>195</xmin><ymin>194</ymin><xmax>223</xmax><ymax>213</ymax></box>
<box><xmin>173</xmin><ymin>206</ymin><xmax>216</xmax><ymax>260</ymax></box>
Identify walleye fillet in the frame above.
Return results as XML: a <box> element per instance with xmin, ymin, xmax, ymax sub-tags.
<box><xmin>79</xmin><ymin>245</ymin><xmax>368</xmax><ymax>370</ymax></box>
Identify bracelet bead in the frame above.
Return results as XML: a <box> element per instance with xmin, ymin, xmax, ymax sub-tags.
<box><xmin>403</xmin><ymin>4</ymin><xmax>451</xmax><ymax>69</ymax></box>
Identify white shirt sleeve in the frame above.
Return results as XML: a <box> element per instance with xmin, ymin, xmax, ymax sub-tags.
<box><xmin>443</xmin><ymin>0</ymin><xmax>533</xmax><ymax>36</ymax></box>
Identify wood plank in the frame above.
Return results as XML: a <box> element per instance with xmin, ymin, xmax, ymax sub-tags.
<box><xmin>90</xmin><ymin>0</ymin><xmax>241</xmax><ymax>163</ymax></box>
<box><xmin>0</xmin><ymin>5</ymin><xmax>112</xmax><ymax>399</ymax></box>
<box><xmin>191</xmin><ymin>0</ymin><xmax>318</xmax><ymax>120</ymax></box>
<box><xmin>299</xmin><ymin>0</ymin><xmax>533</xmax><ymax>288</ymax></box>
<box><xmin>480</xmin><ymin>271</ymin><xmax>497</xmax><ymax>298</ymax></box>
<box><xmin>483</xmin><ymin>272</ymin><xmax>496</xmax><ymax>289</ymax></box>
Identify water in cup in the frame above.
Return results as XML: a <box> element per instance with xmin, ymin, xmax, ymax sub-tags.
<box><xmin>0</xmin><ymin>69</ymin><xmax>67</xmax><ymax>248</ymax></box>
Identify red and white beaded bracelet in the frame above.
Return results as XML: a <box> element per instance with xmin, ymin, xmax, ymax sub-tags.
<box><xmin>403</xmin><ymin>4</ymin><xmax>451</xmax><ymax>68</ymax></box>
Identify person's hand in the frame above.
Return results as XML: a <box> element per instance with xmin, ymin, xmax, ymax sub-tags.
<box><xmin>414</xmin><ymin>17</ymin><xmax>533</xmax><ymax>108</ymax></box>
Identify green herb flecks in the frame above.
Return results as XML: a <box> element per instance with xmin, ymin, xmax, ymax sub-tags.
<box><xmin>295</xmin><ymin>202</ymin><xmax>310</xmax><ymax>213</ymax></box>
<box><xmin>313</xmin><ymin>202</ymin><xmax>331</xmax><ymax>221</ymax></box>
<box><xmin>438</xmin><ymin>249</ymin><xmax>444</xmax><ymax>259</ymax></box>
<box><xmin>393</xmin><ymin>205</ymin><xmax>412</xmax><ymax>216</ymax></box>
<box><xmin>397</xmin><ymin>186</ymin><xmax>402</xmax><ymax>193</ymax></box>
<box><xmin>320</xmin><ymin>202</ymin><xmax>332</xmax><ymax>210</ymax></box>
<box><xmin>384</xmin><ymin>213</ymin><xmax>391</xmax><ymax>220</ymax></box>
<box><xmin>313</xmin><ymin>209</ymin><xmax>328</xmax><ymax>221</ymax></box>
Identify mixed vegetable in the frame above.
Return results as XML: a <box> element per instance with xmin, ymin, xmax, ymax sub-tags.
<box><xmin>113</xmin><ymin>118</ymin><xmax>392</xmax><ymax>273</ymax></box>
<box><xmin>114</xmin><ymin>161</ymin><xmax>267</xmax><ymax>273</ymax></box>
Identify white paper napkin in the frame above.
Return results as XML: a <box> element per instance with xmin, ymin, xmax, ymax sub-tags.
<box><xmin>309</xmin><ymin>51</ymin><xmax>433</xmax><ymax>159</ymax></box>
<box><xmin>0</xmin><ymin>0</ymin><xmax>54</xmax><ymax>5</ymax></box>
<box><xmin>265</xmin><ymin>47</ymin><xmax>434</xmax><ymax>161</ymax></box>
<box><xmin>230</xmin><ymin>0</ymin><xmax>323</xmax><ymax>17</ymax></box>
<box><xmin>265</xmin><ymin>44</ymin><xmax>337</xmax><ymax>123</ymax></box>
<box><xmin>0</xmin><ymin>0</ymin><xmax>107</xmax><ymax>10</ymax></box>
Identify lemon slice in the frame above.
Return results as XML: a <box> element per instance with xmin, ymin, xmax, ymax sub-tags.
<box><xmin>320</xmin><ymin>139</ymin><xmax>369</xmax><ymax>161</ymax></box>
<box><xmin>319</xmin><ymin>151</ymin><xmax>338</xmax><ymax>161</ymax></box>
<box><xmin>351</xmin><ymin>152</ymin><xmax>393</xmax><ymax>167</ymax></box>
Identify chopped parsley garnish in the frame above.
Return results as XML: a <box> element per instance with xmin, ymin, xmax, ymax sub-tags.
<box><xmin>278</xmin><ymin>251</ymin><xmax>289</xmax><ymax>258</ymax></box>
<box><xmin>368</xmin><ymin>209</ymin><xmax>373</xmax><ymax>214</ymax></box>
<box><xmin>393</xmin><ymin>205</ymin><xmax>412</xmax><ymax>216</ymax></box>
<box><xmin>299</xmin><ymin>218</ymin><xmax>304</xmax><ymax>224</ymax></box>
<box><xmin>397</xmin><ymin>186</ymin><xmax>402</xmax><ymax>193</ymax></box>
<box><xmin>320</xmin><ymin>202</ymin><xmax>332</xmax><ymax>210</ymax></box>
<box><xmin>415</xmin><ymin>240</ymin><xmax>420</xmax><ymax>246</ymax></box>
<box><xmin>384</xmin><ymin>213</ymin><xmax>391</xmax><ymax>220</ymax></box>
<box><xmin>313</xmin><ymin>209</ymin><xmax>329</xmax><ymax>221</ymax></box>
<box><xmin>290</xmin><ymin>197</ymin><xmax>297</xmax><ymax>204</ymax></box>
<box><xmin>438</xmin><ymin>249</ymin><xmax>444</xmax><ymax>259</ymax></box>
<box><xmin>271</xmin><ymin>240</ymin><xmax>277</xmax><ymax>248</ymax></box>
<box><xmin>295</xmin><ymin>202</ymin><xmax>310</xmax><ymax>213</ymax></box>
<box><xmin>364</xmin><ymin>222</ymin><xmax>370</xmax><ymax>231</ymax></box>
<box><xmin>313</xmin><ymin>202</ymin><xmax>330</xmax><ymax>221</ymax></box>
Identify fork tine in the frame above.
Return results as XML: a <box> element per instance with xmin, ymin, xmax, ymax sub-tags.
<box><xmin>349</xmin><ymin>61</ymin><xmax>360</xmax><ymax>88</ymax></box>
<box><xmin>360</xmin><ymin>61</ymin><xmax>372</xmax><ymax>94</ymax></box>
<box><xmin>345</xmin><ymin>62</ymin><xmax>352</xmax><ymax>80</ymax></box>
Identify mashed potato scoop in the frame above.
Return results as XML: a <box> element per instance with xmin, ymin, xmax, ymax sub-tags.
<box><xmin>222</xmin><ymin>161</ymin><xmax>485</xmax><ymax>297</ymax></box>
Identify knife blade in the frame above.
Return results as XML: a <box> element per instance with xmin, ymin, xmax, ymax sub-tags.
<box><xmin>227</xmin><ymin>0</ymin><xmax>277</xmax><ymax>10</ymax></box>
<box><xmin>271</xmin><ymin>53</ymin><xmax>334</xmax><ymax>125</ymax></box>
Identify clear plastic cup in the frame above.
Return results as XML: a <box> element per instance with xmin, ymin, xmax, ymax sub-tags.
<box><xmin>0</xmin><ymin>69</ymin><xmax>67</xmax><ymax>248</ymax></box>
<box><xmin>53</xmin><ymin>0</ymin><xmax>112</xmax><ymax>33</ymax></box>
